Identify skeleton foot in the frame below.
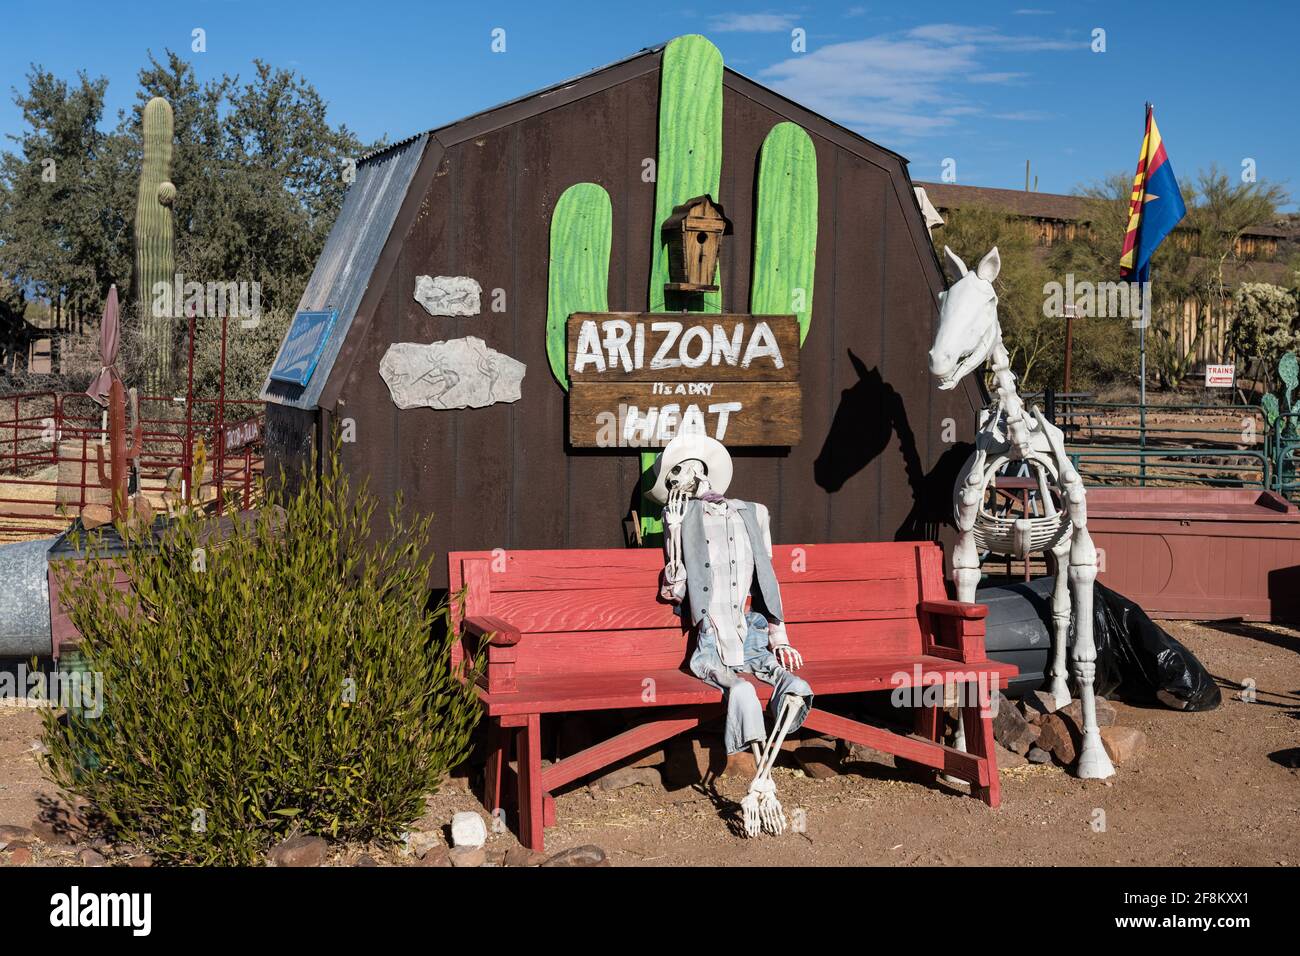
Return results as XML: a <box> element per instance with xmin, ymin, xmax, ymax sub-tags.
<box><xmin>758</xmin><ymin>789</ymin><xmax>785</xmax><ymax>836</ymax></box>
<box><xmin>741</xmin><ymin>777</ymin><xmax>776</xmax><ymax>838</ymax></box>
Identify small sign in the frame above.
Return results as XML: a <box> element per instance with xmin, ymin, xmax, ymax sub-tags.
<box><xmin>1205</xmin><ymin>364</ymin><xmax>1235</xmax><ymax>388</ymax></box>
<box><xmin>566</xmin><ymin>312</ymin><xmax>801</xmax><ymax>448</ymax></box>
<box><xmin>269</xmin><ymin>309</ymin><xmax>337</xmax><ymax>386</ymax></box>
<box><xmin>223</xmin><ymin>417</ymin><xmax>261</xmax><ymax>453</ymax></box>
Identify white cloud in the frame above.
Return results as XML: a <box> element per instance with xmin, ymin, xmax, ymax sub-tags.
<box><xmin>759</xmin><ymin>22</ymin><xmax>1084</xmax><ymax>142</ymax></box>
<box><xmin>709</xmin><ymin>12</ymin><xmax>799</xmax><ymax>33</ymax></box>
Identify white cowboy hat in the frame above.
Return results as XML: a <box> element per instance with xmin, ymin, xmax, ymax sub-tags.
<box><xmin>646</xmin><ymin>433</ymin><xmax>733</xmax><ymax>505</ymax></box>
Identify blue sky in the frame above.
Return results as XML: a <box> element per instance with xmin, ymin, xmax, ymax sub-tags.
<box><xmin>0</xmin><ymin>0</ymin><xmax>1295</xmax><ymax>205</ymax></box>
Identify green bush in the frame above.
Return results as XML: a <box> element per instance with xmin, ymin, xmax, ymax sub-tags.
<box><xmin>41</xmin><ymin>448</ymin><xmax>482</xmax><ymax>865</ymax></box>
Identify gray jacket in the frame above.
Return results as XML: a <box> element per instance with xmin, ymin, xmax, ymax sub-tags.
<box><xmin>676</xmin><ymin>498</ymin><xmax>785</xmax><ymax>627</ymax></box>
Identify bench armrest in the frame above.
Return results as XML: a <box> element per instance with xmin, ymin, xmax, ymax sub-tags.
<box><xmin>919</xmin><ymin>599</ymin><xmax>987</xmax><ymax>620</ymax></box>
<box><xmin>460</xmin><ymin>614</ymin><xmax>522</xmax><ymax>695</ymax></box>
<box><xmin>918</xmin><ymin>600</ymin><xmax>988</xmax><ymax>663</ymax></box>
<box><xmin>463</xmin><ymin>614</ymin><xmax>522</xmax><ymax>646</ymax></box>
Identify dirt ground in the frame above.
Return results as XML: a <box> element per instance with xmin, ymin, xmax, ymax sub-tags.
<box><xmin>2</xmin><ymin>619</ymin><xmax>1297</xmax><ymax>866</ymax></box>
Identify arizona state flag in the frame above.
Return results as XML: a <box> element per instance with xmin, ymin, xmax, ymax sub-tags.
<box><xmin>1119</xmin><ymin>104</ymin><xmax>1186</xmax><ymax>283</ymax></box>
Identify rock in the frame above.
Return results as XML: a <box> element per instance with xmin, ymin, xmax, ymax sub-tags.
<box><xmin>485</xmin><ymin>849</ymin><xmax>507</xmax><ymax>867</ymax></box>
<box><xmin>628</xmin><ymin>748</ymin><xmax>666</xmax><ymax>769</ymax></box>
<box><xmin>724</xmin><ymin>749</ymin><xmax>757</xmax><ymax>778</ymax></box>
<box><xmin>1059</xmin><ymin>697</ymin><xmax>1117</xmax><ymax>735</ymax></box>
<box><xmin>1021</xmin><ymin>689</ymin><xmax>1060</xmax><ymax>719</ymax></box>
<box><xmin>269</xmin><ymin>835</ymin><xmax>329</xmax><ymax>867</ymax></box>
<box><xmin>31</xmin><ymin>818</ymin><xmax>77</xmax><ymax>846</ymax></box>
<box><xmin>353</xmin><ymin>854</ymin><xmax>380</xmax><ymax>867</ymax></box>
<box><xmin>80</xmin><ymin>504</ymin><xmax>112</xmax><ymax>530</ymax></box>
<box><xmin>416</xmin><ymin>847</ymin><xmax>451</xmax><ymax>867</ymax></box>
<box><xmin>77</xmin><ymin>848</ymin><xmax>106</xmax><ymax>867</ymax></box>
<box><xmin>7</xmin><ymin>847</ymin><xmax>32</xmax><ymax>866</ymax></box>
<box><xmin>993</xmin><ymin>698</ymin><xmax>1040</xmax><ymax>754</ymax></box>
<box><xmin>450</xmin><ymin>811</ymin><xmax>487</xmax><ymax>848</ymax></box>
<box><xmin>128</xmin><ymin>492</ymin><xmax>154</xmax><ymax>531</ymax></box>
<box><xmin>994</xmin><ymin>742</ymin><xmax>1026</xmax><ymax>769</ymax></box>
<box><xmin>448</xmin><ymin>846</ymin><xmax>486</xmax><ymax>868</ymax></box>
<box><xmin>664</xmin><ymin>736</ymin><xmax>752</xmax><ymax>787</ymax></box>
<box><xmin>127</xmin><ymin>855</ymin><xmax>154</xmax><ymax>868</ymax></box>
<box><xmin>541</xmin><ymin>844</ymin><xmax>607</xmax><ymax>867</ymax></box>
<box><xmin>1100</xmin><ymin>726</ymin><xmax>1148</xmax><ymax>764</ymax></box>
<box><xmin>504</xmin><ymin>845</ymin><xmax>548</xmax><ymax>867</ymax></box>
<box><xmin>408</xmin><ymin>829</ymin><xmax>444</xmax><ymax>859</ymax></box>
<box><xmin>793</xmin><ymin>744</ymin><xmax>840</xmax><ymax>779</ymax></box>
<box><xmin>0</xmin><ymin>825</ymin><xmax>35</xmax><ymax>850</ymax></box>
<box><xmin>1037</xmin><ymin>714</ymin><xmax>1078</xmax><ymax>765</ymax></box>
<box><xmin>591</xmin><ymin>766</ymin><xmax>662</xmax><ymax>792</ymax></box>
<box><xmin>414</xmin><ymin>274</ymin><xmax>482</xmax><ymax>317</ymax></box>
<box><xmin>1026</xmin><ymin>746</ymin><xmax>1052</xmax><ymax>764</ymax></box>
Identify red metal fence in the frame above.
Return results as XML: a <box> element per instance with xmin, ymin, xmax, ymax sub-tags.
<box><xmin>0</xmin><ymin>389</ymin><xmax>263</xmax><ymax>540</ymax></box>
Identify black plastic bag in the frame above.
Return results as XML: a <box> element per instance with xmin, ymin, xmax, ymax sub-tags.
<box><xmin>1084</xmin><ymin>583</ymin><xmax>1221</xmax><ymax>711</ymax></box>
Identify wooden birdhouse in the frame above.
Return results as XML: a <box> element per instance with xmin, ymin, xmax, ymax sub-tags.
<box><xmin>662</xmin><ymin>195</ymin><xmax>732</xmax><ymax>293</ymax></box>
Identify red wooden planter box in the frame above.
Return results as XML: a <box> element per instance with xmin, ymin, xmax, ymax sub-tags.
<box><xmin>1087</xmin><ymin>488</ymin><xmax>1300</xmax><ymax>622</ymax></box>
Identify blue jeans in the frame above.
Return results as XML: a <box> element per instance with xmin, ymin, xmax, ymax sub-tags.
<box><xmin>689</xmin><ymin>611</ymin><xmax>814</xmax><ymax>754</ymax></box>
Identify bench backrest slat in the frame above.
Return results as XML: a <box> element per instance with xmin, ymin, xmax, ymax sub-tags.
<box><xmin>450</xmin><ymin>541</ymin><xmax>948</xmax><ymax>676</ymax></box>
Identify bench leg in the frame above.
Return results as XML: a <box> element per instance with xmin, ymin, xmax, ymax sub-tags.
<box><xmin>483</xmin><ymin>719</ymin><xmax>507</xmax><ymax>820</ymax></box>
<box><xmin>914</xmin><ymin>701</ymin><xmax>942</xmax><ymax>743</ymax></box>
<box><xmin>960</xmin><ymin>688</ymin><xmax>1001</xmax><ymax>809</ymax></box>
<box><xmin>516</xmin><ymin>713</ymin><xmax>545</xmax><ymax>851</ymax></box>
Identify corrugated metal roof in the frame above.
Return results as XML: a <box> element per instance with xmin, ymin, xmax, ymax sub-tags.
<box><xmin>261</xmin><ymin>133</ymin><xmax>429</xmax><ymax>409</ymax></box>
<box><xmin>0</xmin><ymin>536</ymin><xmax>57</xmax><ymax>657</ymax></box>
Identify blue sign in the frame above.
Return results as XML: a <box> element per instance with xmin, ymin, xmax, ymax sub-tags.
<box><xmin>269</xmin><ymin>309</ymin><xmax>338</xmax><ymax>387</ymax></box>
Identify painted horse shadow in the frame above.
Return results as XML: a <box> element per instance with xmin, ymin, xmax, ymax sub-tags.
<box><xmin>813</xmin><ymin>349</ymin><xmax>973</xmax><ymax>541</ymax></box>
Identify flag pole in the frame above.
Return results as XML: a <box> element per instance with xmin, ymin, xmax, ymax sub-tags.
<box><xmin>1138</xmin><ymin>101</ymin><xmax>1153</xmax><ymax>485</ymax></box>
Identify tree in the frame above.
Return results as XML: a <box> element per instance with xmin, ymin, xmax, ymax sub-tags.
<box><xmin>0</xmin><ymin>50</ymin><xmax>378</xmax><ymax>391</ymax></box>
<box><xmin>0</xmin><ymin>67</ymin><xmax>121</xmax><ymax>325</ymax></box>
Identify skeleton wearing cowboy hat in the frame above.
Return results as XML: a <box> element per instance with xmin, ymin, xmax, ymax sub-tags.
<box><xmin>648</xmin><ymin>432</ymin><xmax>814</xmax><ymax>837</ymax></box>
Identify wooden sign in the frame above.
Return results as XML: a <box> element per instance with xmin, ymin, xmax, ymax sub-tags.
<box><xmin>1204</xmin><ymin>364</ymin><xmax>1234</xmax><ymax>388</ymax></box>
<box><xmin>222</xmin><ymin>416</ymin><xmax>261</xmax><ymax>453</ymax></box>
<box><xmin>566</xmin><ymin>312</ymin><xmax>801</xmax><ymax>448</ymax></box>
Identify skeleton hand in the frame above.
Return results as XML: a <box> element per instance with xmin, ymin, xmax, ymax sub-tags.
<box><xmin>663</xmin><ymin>486</ymin><xmax>687</xmax><ymax>530</ymax></box>
<box><xmin>775</xmin><ymin>644</ymin><xmax>803</xmax><ymax>671</ymax></box>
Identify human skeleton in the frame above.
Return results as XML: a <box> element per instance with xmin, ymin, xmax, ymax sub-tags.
<box><xmin>661</xmin><ymin>457</ymin><xmax>809</xmax><ymax>835</ymax></box>
<box><xmin>930</xmin><ymin>246</ymin><xmax>1114</xmax><ymax>779</ymax></box>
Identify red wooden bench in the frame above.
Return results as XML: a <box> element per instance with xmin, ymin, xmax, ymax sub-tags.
<box><xmin>449</xmin><ymin>540</ymin><xmax>1015</xmax><ymax>851</ymax></box>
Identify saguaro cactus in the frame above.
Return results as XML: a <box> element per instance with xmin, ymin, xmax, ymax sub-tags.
<box><xmin>134</xmin><ymin>96</ymin><xmax>176</xmax><ymax>394</ymax></box>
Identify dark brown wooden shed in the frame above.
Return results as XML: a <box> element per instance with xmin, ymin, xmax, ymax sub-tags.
<box><xmin>261</xmin><ymin>39</ymin><xmax>980</xmax><ymax>588</ymax></box>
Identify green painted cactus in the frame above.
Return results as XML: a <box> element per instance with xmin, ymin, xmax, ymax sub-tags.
<box><xmin>134</xmin><ymin>96</ymin><xmax>176</xmax><ymax>393</ymax></box>
<box><xmin>751</xmin><ymin>122</ymin><xmax>818</xmax><ymax>344</ymax></box>
<box><xmin>547</xmin><ymin>183</ymin><xmax>612</xmax><ymax>390</ymax></box>
<box><xmin>543</xmin><ymin>35</ymin><xmax>820</xmax><ymax>545</ymax></box>
<box><xmin>649</xmin><ymin>34</ymin><xmax>724</xmax><ymax>316</ymax></box>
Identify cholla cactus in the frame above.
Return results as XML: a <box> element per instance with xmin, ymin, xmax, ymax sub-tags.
<box><xmin>134</xmin><ymin>96</ymin><xmax>176</xmax><ymax>394</ymax></box>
